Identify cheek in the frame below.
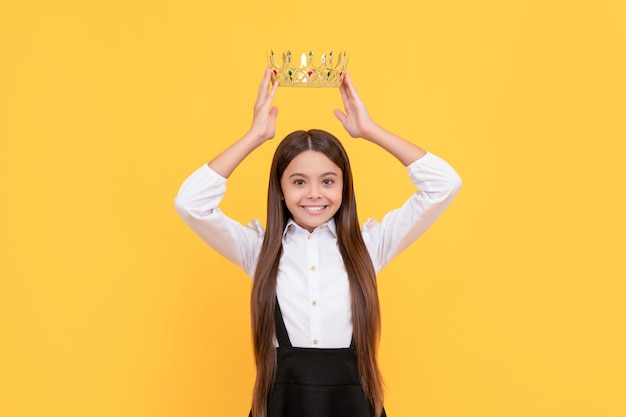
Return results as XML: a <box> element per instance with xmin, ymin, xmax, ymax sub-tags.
<box><xmin>281</xmin><ymin>187</ymin><xmax>297</xmax><ymax>202</ymax></box>
<box><xmin>283</xmin><ymin>189</ymin><xmax>307</xmax><ymax>209</ymax></box>
<box><xmin>333</xmin><ymin>187</ymin><xmax>344</xmax><ymax>204</ymax></box>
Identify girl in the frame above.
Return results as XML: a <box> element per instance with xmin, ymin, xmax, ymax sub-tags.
<box><xmin>175</xmin><ymin>68</ymin><xmax>462</xmax><ymax>417</ymax></box>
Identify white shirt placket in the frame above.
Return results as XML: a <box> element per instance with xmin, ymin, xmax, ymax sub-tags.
<box><xmin>306</xmin><ymin>231</ymin><xmax>322</xmax><ymax>347</ymax></box>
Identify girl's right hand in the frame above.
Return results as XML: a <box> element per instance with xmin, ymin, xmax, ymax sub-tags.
<box><xmin>249</xmin><ymin>68</ymin><xmax>280</xmax><ymax>142</ymax></box>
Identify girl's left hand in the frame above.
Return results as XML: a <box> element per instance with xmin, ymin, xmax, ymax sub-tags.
<box><xmin>333</xmin><ymin>72</ymin><xmax>378</xmax><ymax>139</ymax></box>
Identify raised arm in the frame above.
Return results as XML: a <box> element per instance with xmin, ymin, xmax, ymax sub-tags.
<box><xmin>333</xmin><ymin>72</ymin><xmax>426</xmax><ymax>166</ymax></box>
<box><xmin>174</xmin><ymin>69</ymin><xmax>279</xmax><ymax>274</ymax></box>
<box><xmin>208</xmin><ymin>68</ymin><xmax>279</xmax><ymax>178</ymax></box>
<box><xmin>334</xmin><ymin>72</ymin><xmax>462</xmax><ymax>271</ymax></box>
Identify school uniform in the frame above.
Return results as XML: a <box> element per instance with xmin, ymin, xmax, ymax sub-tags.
<box><xmin>263</xmin><ymin>299</ymin><xmax>388</xmax><ymax>417</ymax></box>
<box><xmin>175</xmin><ymin>152</ymin><xmax>461</xmax><ymax>416</ymax></box>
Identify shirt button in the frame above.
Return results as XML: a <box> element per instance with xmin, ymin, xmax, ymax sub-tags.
<box><xmin>310</xmin><ymin>266</ymin><xmax>316</xmax><ymax>271</ymax></box>
<box><xmin>313</xmin><ymin>339</ymin><xmax>319</xmax><ymax>345</ymax></box>
<box><xmin>312</xmin><ymin>300</ymin><xmax>317</xmax><ymax>306</ymax></box>
<box><xmin>307</xmin><ymin>234</ymin><xmax>311</xmax><ymax>240</ymax></box>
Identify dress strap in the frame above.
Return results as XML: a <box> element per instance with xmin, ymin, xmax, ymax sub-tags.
<box><xmin>274</xmin><ymin>298</ymin><xmax>293</xmax><ymax>348</ymax></box>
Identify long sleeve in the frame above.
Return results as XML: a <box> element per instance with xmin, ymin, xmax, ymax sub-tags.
<box><xmin>363</xmin><ymin>152</ymin><xmax>462</xmax><ymax>272</ymax></box>
<box><xmin>174</xmin><ymin>164</ymin><xmax>264</xmax><ymax>277</ymax></box>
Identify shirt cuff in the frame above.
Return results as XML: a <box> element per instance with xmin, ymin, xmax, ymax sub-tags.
<box><xmin>406</xmin><ymin>152</ymin><xmax>439</xmax><ymax>179</ymax></box>
<box><xmin>199</xmin><ymin>164</ymin><xmax>228</xmax><ymax>183</ymax></box>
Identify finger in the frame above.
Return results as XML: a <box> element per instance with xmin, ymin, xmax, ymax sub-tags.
<box><xmin>338</xmin><ymin>82</ymin><xmax>349</xmax><ymax>110</ymax></box>
<box><xmin>257</xmin><ymin>68</ymin><xmax>271</xmax><ymax>100</ymax></box>
<box><xmin>342</xmin><ymin>71</ymin><xmax>359</xmax><ymax>100</ymax></box>
<box><xmin>255</xmin><ymin>70</ymin><xmax>277</xmax><ymax>114</ymax></box>
<box><xmin>256</xmin><ymin>76</ymin><xmax>278</xmax><ymax>114</ymax></box>
<box><xmin>266</xmin><ymin>76</ymin><xmax>279</xmax><ymax>105</ymax></box>
<box><xmin>333</xmin><ymin>108</ymin><xmax>347</xmax><ymax>125</ymax></box>
<box><xmin>338</xmin><ymin>75</ymin><xmax>350</xmax><ymax>101</ymax></box>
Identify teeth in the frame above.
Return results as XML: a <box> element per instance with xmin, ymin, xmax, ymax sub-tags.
<box><xmin>304</xmin><ymin>206</ymin><xmax>325</xmax><ymax>212</ymax></box>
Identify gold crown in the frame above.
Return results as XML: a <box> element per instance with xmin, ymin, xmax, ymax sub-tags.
<box><xmin>268</xmin><ymin>50</ymin><xmax>348</xmax><ymax>88</ymax></box>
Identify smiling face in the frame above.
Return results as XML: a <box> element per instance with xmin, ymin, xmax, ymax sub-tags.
<box><xmin>280</xmin><ymin>150</ymin><xmax>344</xmax><ymax>232</ymax></box>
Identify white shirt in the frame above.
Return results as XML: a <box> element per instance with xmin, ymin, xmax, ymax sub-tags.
<box><xmin>174</xmin><ymin>152</ymin><xmax>462</xmax><ymax>348</ymax></box>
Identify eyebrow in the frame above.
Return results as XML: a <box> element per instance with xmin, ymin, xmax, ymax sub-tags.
<box><xmin>288</xmin><ymin>172</ymin><xmax>339</xmax><ymax>178</ymax></box>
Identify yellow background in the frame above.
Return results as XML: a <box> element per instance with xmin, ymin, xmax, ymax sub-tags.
<box><xmin>1</xmin><ymin>0</ymin><xmax>625</xmax><ymax>416</ymax></box>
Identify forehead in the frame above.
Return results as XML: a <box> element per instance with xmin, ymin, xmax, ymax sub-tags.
<box><xmin>282</xmin><ymin>150</ymin><xmax>342</xmax><ymax>176</ymax></box>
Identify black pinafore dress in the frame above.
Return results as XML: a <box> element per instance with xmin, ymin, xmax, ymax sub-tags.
<box><xmin>250</xmin><ymin>301</ymin><xmax>387</xmax><ymax>417</ymax></box>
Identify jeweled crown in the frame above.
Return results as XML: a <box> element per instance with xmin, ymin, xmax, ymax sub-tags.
<box><xmin>268</xmin><ymin>50</ymin><xmax>348</xmax><ymax>88</ymax></box>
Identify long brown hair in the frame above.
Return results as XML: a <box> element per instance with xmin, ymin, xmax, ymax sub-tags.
<box><xmin>250</xmin><ymin>129</ymin><xmax>384</xmax><ymax>417</ymax></box>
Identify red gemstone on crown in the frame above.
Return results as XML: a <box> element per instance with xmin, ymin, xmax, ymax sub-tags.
<box><xmin>307</xmin><ymin>71</ymin><xmax>313</xmax><ymax>77</ymax></box>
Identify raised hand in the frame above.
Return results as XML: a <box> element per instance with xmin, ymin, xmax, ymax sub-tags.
<box><xmin>206</xmin><ymin>69</ymin><xmax>279</xmax><ymax>178</ymax></box>
<box><xmin>250</xmin><ymin>68</ymin><xmax>280</xmax><ymax>142</ymax></box>
<box><xmin>334</xmin><ymin>72</ymin><xmax>426</xmax><ymax>166</ymax></box>
<box><xmin>333</xmin><ymin>72</ymin><xmax>378</xmax><ymax>140</ymax></box>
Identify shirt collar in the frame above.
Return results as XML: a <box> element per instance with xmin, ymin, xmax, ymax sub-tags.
<box><xmin>283</xmin><ymin>218</ymin><xmax>338</xmax><ymax>238</ymax></box>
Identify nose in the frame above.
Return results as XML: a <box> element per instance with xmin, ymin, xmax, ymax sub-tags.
<box><xmin>307</xmin><ymin>185</ymin><xmax>321</xmax><ymax>199</ymax></box>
